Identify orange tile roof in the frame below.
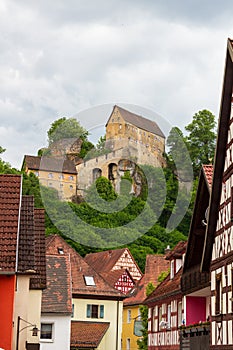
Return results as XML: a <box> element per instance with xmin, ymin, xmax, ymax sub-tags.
<box><xmin>70</xmin><ymin>321</ymin><xmax>110</xmax><ymax>348</ymax></box>
<box><xmin>0</xmin><ymin>174</ymin><xmax>22</xmax><ymax>272</ymax></box>
<box><xmin>42</xmin><ymin>254</ymin><xmax>72</xmax><ymax>314</ymax></box>
<box><xmin>124</xmin><ymin>255</ymin><xmax>169</xmax><ymax>306</ymax></box>
<box><xmin>46</xmin><ymin>235</ymin><xmax>124</xmax><ymax>299</ymax></box>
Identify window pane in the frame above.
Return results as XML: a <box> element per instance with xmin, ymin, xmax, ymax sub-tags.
<box><xmin>100</xmin><ymin>305</ymin><xmax>104</xmax><ymax>318</ymax></box>
<box><xmin>92</xmin><ymin>305</ymin><xmax>99</xmax><ymax>318</ymax></box>
<box><xmin>40</xmin><ymin>324</ymin><xmax>52</xmax><ymax>339</ymax></box>
<box><xmin>86</xmin><ymin>304</ymin><xmax>91</xmax><ymax>318</ymax></box>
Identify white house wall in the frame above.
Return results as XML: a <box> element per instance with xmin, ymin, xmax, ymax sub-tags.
<box><xmin>40</xmin><ymin>315</ymin><xmax>71</xmax><ymax>350</ymax></box>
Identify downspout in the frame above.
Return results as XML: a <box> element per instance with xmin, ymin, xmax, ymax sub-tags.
<box><xmin>116</xmin><ymin>299</ymin><xmax>119</xmax><ymax>350</ymax></box>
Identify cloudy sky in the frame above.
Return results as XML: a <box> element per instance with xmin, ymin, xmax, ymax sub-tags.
<box><xmin>1</xmin><ymin>0</ymin><xmax>233</xmax><ymax>168</ymax></box>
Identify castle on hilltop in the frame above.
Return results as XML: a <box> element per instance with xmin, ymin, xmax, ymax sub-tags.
<box><xmin>76</xmin><ymin>105</ymin><xmax>166</xmax><ymax>195</ymax></box>
<box><xmin>23</xmin><ymin>105</ymin><xmax>166</xmax><ymax>199</ymax></box>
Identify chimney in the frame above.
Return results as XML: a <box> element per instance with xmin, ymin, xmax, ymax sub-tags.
<box><xmin>165</xmin><ymin>245</ymin><xmax>171</xmax><ymax>255</ymax></box>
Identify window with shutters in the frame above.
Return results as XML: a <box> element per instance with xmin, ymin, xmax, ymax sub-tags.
<box><xmin>86</xmin><ymin>304</ymin><xmax>104</xmax><ymax>319</ymax></box>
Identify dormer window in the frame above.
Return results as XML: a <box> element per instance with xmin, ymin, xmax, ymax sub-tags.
<box><xmin>57</xmin><ymin>247</ymin><xmax>64</xmax><ymax>254</ymax></box>
<box><xmin>84</xmin><ymin>276</ymin><xmax>95</xmax><ymax>286</ymax></box>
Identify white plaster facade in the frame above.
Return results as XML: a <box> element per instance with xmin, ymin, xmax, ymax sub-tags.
<box><xmin>40</xmin><ymin>314</ymin><xmax>71</xmax><ymax>350</ymax></box>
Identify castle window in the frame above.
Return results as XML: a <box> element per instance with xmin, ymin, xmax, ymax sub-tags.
<box><xmin>119</xmin><ymin>124</ymin><xmax>122</xmax><ymax>130</ymax></box>
<box><xmin>34</xmin><ymin>171</ymin><xmax>39</xmax><ymax>177</ymax></box>
<box><xmin>69</xmin><ymin>175</ymin><xmax>74</xmax><ymax>180</ymax></box>
<box><xmin>48</xmin><ymin>173</ymin><xmax>53</xmax><ymax>178</ymax></box>
<box><xmin>112</xmin><ymin>118</ymin><xmax>114</xmax><ymax>122</ymax></box>
<box><xmin>70</xmin><ymin>185</ymin><xmax>73</xmax><ymax>190</ymax></box>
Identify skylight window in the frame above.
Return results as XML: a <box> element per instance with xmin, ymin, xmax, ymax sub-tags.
<box><xmin>57</xmin><ymin>247</ymin><xmax>64</xmax><ymax>254</ymax></box>
<box><xmin>84</xmin><ymin>276</ymin><xmax>95</xmax><ymax>286</ymax></box>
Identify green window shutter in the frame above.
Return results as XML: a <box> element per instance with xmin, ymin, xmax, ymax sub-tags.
<box><xmin>87</xmin><ymin>304</ymin><xmax>91</xmax><ymax>318</ymax></box>
<box><xmin>100</xmin><ymin>305</ymin><xmax>104</xmax><ymax>318</ymax></box>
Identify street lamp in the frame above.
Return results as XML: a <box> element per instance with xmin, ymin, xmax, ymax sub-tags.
<box><xmin>16</xmin><ymin>316</ymin><xmax>39</xmax><ymax>350</ymax></box>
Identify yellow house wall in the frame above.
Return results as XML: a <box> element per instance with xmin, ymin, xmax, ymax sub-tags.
<box><xmin>72</xmin><ymin>298</ymin><xmax>123</xmax><ymax>350</ymax></box>
<box><xmin>25</xmin><ymin>168</ymin><xmax>77</xmax><ymax>200</ymax></box>
<box><xmin>106</xmin><ymin>106</ymin><xmax>165</xmax><ymax>161</ymax></box>
<box><xmin>122</xmin><ymin>305</ymin><xmax>141</xmax><ymax>350</ymax></box>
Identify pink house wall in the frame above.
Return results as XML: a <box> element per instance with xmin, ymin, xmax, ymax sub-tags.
<box><xmin>186</xmin><ymin>296</ymin><xmax>206</xmax><ymax>325</ymax></box>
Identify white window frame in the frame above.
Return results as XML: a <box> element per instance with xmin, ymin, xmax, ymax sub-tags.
<box><xmin>40</xmin><ymin>323</ymin><xmax>54</xmax><ymax>342</ymax></box>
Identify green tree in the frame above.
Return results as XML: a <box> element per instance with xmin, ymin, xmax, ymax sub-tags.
<box><xmin>47</xmin><ymin>117</ymin><xmax>94</xmax><ymax>159</ymax></box>
<box><xmin>185</xmin><ymin>110</ymin><xmax>216</xmax><ymax>176</ymax></box>
<box><xmin>0</xmin><ymin>147</ymin><xmax>19</xmax><ymax>174</ymax></box>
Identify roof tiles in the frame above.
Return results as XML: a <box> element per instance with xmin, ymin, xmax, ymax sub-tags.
<box><xmin>23</xmin><ymin>155</ymin><xmax>77</xmax><ymax>174</ymax></box>
<box><xmin>0</xmin><ymin>174</ymin><xmax>22</xmax><ymax>272</ymax></box>
<box><xmin>30</xmin><ymin>208</ymin><xmax>46</xmax><ymax>289</ymax></box>
<box><xmin>202</xmin><ymin>164</ymin><xmax>213</xmax><ymax>189</ymax></box>
<box><xmin>42</xmin><ymin>254</ymin><xmax>72</xmax><ymax>314</ymax></box>
<box><xmin>70</xmin><ymin>321</ymin><xmax>110</xmax><ymax>348</ymax></box>
<box><xmin>46</xmin><ymin>235</ymin><xmax>124</xmax><ymax>299</ymax></box>
<box><xmin>107</xmin><ymin>105</ymin><xmax>165</xmax><ymax>138</ymax></box>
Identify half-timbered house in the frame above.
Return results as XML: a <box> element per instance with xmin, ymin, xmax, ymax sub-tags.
<box><xmin>201</xmin><ymin>38</ymin><xmax>233</xmax><ymax>349</ymax></box>
<box><xmin>144</xmin><ymin>242</ymin><xmax>187</xmax><ymax>350</ymax></box>
<box><xmin>85</xmin><ymin>248</ymin><xmax>143</xmax><ymax>282</ymax></box>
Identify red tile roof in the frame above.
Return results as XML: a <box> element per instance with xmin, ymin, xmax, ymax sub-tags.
<box><xmin>30</xmin><ymin>208</ymin><xmax>46</xmax><ymax>289</ymax></box>
<box><xmin>84</xmin><ymin>248</ymin><xmax>142</xmax><ymax>280</ymax></box>
<box><xmin>144</xmin><ymin>243</ymin><xmax>187</xmax><ymax>304</ymax></box>
<box><xmin>202</xmin><ymin>165</ymin><xmax>213</xmax><ymax>189</ymax></box>
<box><xmin>0</xmin><ymin>174</ymin><xmax>22</xmax><ymax>272</ymax></box>
<box><xmin>23</xmin><ymin>155</ymin><xmax>77</xmax><ymax>174</ymax></box>
<box><xmin>70</xmin><ymin>321</ymin><xmax>110</xmax><ymax>348</ymax></box>
<box><xmin>0</xmin><ymin>174</ymin><xmax>47</xmax><ymax>287</ymax></box>
<box><xmin>144</xmin><ymin>268</ymin><xmax>183</xmax><ymax>304</ymax></box>
<box><xmin>124</xmin><ymin>255</ymin><xmax>169</xmax><ymax>306</ymax></box>
<box><xmin>42</xmin><ymin>254</ymin><xmax>72</xmax><ymax>314</ymax></box>
<box><xmin>46</xmin><ymin>235</ymin><xmax>124</xmax><ymax>299</ymax></box>
<box><xmin>85</xmin><ymin>248</ymin><xmax>126</xmax><ymax>272</ymax></box>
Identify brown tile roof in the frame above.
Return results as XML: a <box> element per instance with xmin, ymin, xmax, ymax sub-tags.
<box><xmin>0</xmin><ymin>174</ymin><xmax>22</xmax><ymax>272</ymax></box>
<box><xmin>124</xmin><ymin>255</ymin><xmax>169</xmax><ymax>306</ymax></box>
<box><xmin>46</xmin><ymin>235</ymin><xmax>124</xmax><ymax>299</ymax></box>
<box><xmin>23</xmin><ymin>155</ymin><xmax>77</xmax><ymax>174</ymax></box>
<box><xmin>85</xmin><ymin>248</ymin><xmax>126</xmax><ymax>272</ymax></box>
<box><xmin>166</xmin><ymin>241</ymin><xmax>187</xmax><ymax>260</ymax></box>
<box><xmin>144</xmin><ymin>268</ymin><xmax>183</xmax><ymax>304</ymax></box>
<box><xmin>107</xmin><ymin>105</ymin><xmax>165</xmax><ymax>138</ymax></box>
<box><xmin>42</xmin><ymin>254</ymin><xmax>72</xmax><ymax>314</ymax></box>
<box><xmin>70</xmin><ymin>321</ymin><xmax>110</xmax><ymax>348</ymax></box>
<box><xmin>202</xmin><ymin>164</ymin><xmax>213</xmax><ymax>189</ymax></box>
<box><xmin>84</xmin><ymin>248</ymin><xmax>142</xmax><ymax>280</ymax></box>
<box><xmin>18</xmin><ymin>196</ymin><xmax>35</xmax><ymax>273</ymax></box>
<box><xmin>30</xmin><ymin>209</ymin><xmax>46</xmax><ymax>289</ymax></box>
